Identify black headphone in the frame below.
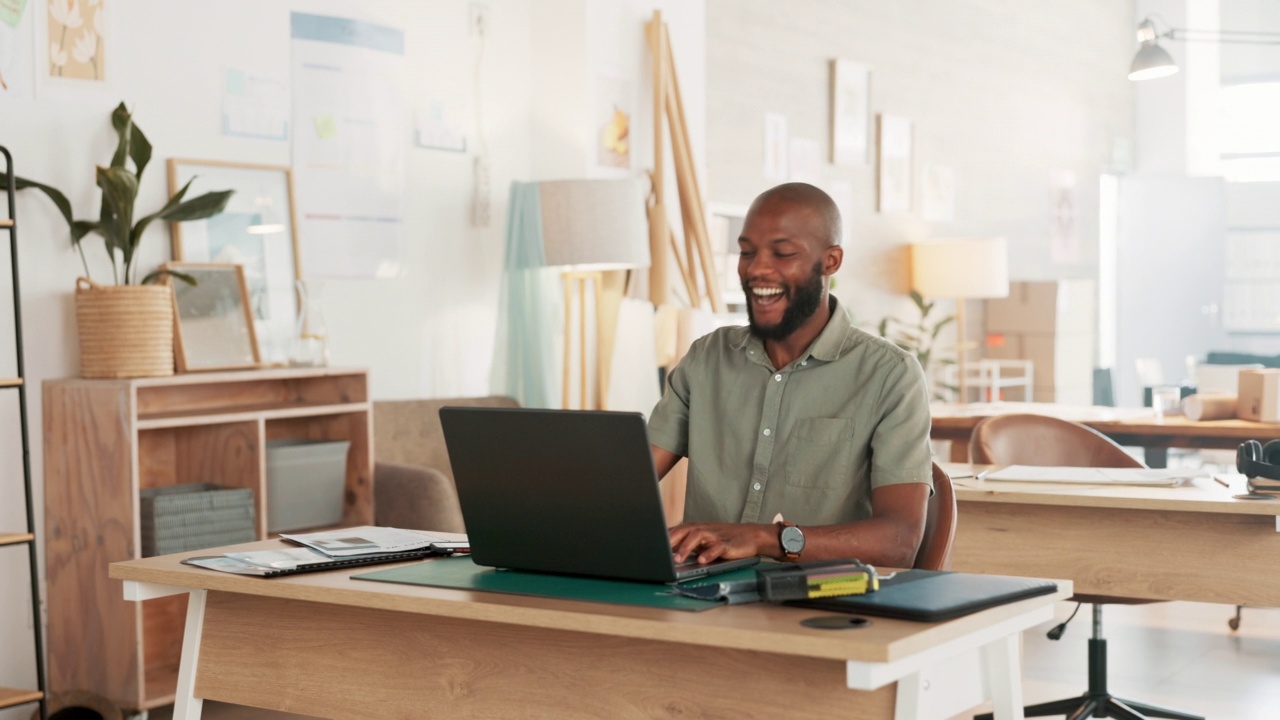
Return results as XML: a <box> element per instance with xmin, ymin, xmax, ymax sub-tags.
<box><xmin>1236</xmin><ymin>439</ymin><xmax>1280</xmax><ymax>481</ymax></box>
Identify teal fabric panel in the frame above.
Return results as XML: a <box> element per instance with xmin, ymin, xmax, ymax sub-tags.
<box><xmin>354</xmin><ymin>555</ymin><xmax>757</xmax><ymax>612</ymax></box>
<box><xmin>490</xmin><ymin>182</ymin><xmax>560</xmax><ymax>408</ymax></box>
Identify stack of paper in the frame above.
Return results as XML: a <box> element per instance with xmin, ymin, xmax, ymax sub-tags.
<box><xmin>983</xmin><ymin>465</ymin><xmax>1197</xmax><ymax>487</ymax></box>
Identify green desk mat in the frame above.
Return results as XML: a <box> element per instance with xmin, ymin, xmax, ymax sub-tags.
<box><xmin>353</xmin><ymin>556</ymin><xmax>758</xmax><ymax>612</ymax></box>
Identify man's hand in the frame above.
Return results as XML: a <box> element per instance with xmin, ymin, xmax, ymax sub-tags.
<box><xmin>669</xmin><ymin>523</ymin><xmax>774</xmax><ymax>564</ymax></box>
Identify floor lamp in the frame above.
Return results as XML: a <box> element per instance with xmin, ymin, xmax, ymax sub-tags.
<box><xmin>911</xmin><ymin>238</ymin><xmax>1009</xmax><ymax>403</ymax></box>
<box><xmin>537</xmin><ymin>178</ymin><xmax>651</xmax><ymax>410</ymax></box>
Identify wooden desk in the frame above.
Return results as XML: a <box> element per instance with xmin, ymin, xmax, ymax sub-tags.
<box><xmin>110</xmin><ymin>542</ymin><xmax>1070</xmax><ymax>720</ymax></box>
<box><xmin>931</xmin><ymin>401</ymin><xmax>1280</xmax><ymax>465</ymax></box>
<box><xmin>950</xmin><ymin>475</ymin><xmax>1280</xmax><ymax>606</ymax></box>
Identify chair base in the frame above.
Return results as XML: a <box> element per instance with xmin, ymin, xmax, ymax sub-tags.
<box><xmin>975</xmin><ymin>627</ymin><xmax>1203</xmax><ymax>720</ymax></box>
<box><xmin>977</xmin><ymin>693</ymin><xmax>1205</xmax><ymax>719</ymax></box>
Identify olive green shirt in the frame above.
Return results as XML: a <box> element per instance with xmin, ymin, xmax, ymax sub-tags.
<box><xmin>648</xmin><ymin>297</ymin><xmax>933</xmax><ymax>526</ymax></box>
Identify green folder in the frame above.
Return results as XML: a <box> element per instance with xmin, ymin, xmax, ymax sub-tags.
<box><xmin>353</xmin><ymin>556</ymin><xmax>759</xmax><ymax>612</ymax></box>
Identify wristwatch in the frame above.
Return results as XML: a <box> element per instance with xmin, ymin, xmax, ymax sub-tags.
<box><xmin>779</xmin><ymin>522</ymin><xmax>805</xmax><ymax>560</ymax></box>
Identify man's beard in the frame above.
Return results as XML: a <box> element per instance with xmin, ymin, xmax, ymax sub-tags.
<box><xmin>744</xmin><ymin>261</ymin><xmax>825</xmax><ymax>342</ymax></box>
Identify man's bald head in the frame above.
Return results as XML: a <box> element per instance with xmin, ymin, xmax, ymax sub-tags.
<box><xmin>746</xmin><ymin>183</ymin><xmax>842</xmax><ymax>249</ymax></box>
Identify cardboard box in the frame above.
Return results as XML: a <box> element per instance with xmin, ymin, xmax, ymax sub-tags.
<box><xmin>984</xmin><ymin>331</ymin><xmax>1094</xmax><ymax>391</ymax></box>
<box><xmin>1236</xmin><ymin>369</ymin><xmax>1280</xmax><ymax>423</ymax></box>
<box><xmin>985</xmin><ymin>280</ymin><xmax>1096</xmax><ymax>335</ymax></box>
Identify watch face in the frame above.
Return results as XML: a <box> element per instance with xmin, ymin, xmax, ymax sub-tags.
<box><xmin>780</xmin><ymin>525</ymin><xmax>805</xmax><ymax>554</ymax></box>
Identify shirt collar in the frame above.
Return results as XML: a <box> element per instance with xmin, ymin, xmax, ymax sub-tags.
<box><xmin>730</xmin><ymin>296</ymin><xmax>855</xmax><ymax>365</ymax></box>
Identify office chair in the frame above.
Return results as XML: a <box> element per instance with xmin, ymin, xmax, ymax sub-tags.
<box><xmin>914</xmin><ymin>463</ymin><xmax>957</xmax><ymax>571</ymax></box>
<box><xmin>970</xmin><ymin>414</ymin><xmax>1203</xmax><ymax>720</ymax></box>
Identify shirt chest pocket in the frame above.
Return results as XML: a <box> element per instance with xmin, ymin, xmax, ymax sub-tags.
<box><xmin>785</xmin><ymin>418</ymin><xmax>856</xmax><ymax>489</ymax></box>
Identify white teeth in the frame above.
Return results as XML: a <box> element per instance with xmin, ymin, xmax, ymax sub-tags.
<box><xmin>753</xmin><ymin>287</ymin><xmax>783</xmax><ymax>297</ymax></box>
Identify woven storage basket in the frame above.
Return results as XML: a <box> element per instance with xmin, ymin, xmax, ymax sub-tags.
<box><xmin>75</xmin><ymin>277</ymin><xmax>175</xmax><ymax>378</ymax></box>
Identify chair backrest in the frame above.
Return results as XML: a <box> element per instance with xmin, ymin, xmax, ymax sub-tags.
<box><xmin>968</xmin><ymin>413</ymin><xmax>1144</xmax><ymax>469</ymax></box>
<box><xmin>914</xmin><ymin>462</ymin><xmax>957</xmax><ymax>570</ymax></box>
<box><xmin>373</xmin><ymin>395</ymin><xmax>520</xmax><ymax>484</ymax></box>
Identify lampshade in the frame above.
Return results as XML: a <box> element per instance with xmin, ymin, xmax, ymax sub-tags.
<box><xmin>1129</xmin><ymin>42</ymin><xmax>1178</xmax><ymax>81</ymax></box>
<box><xmin>911</xmin><ymin>237</ymin><xmax>1010</xmax><ymax>299</ymax></box>
<box><xmin>538</xmin><ymin>178</ymin><xmax>651</xmax><ymax>271</ymax></box>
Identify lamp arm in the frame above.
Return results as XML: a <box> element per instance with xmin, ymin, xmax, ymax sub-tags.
<box><xmin>1165</xmin><ymin>28</ymin><xmax>1280</xmax><ymax>44</ymax></box>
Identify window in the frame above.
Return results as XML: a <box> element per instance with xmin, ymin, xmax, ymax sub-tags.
<box><xmin>1219</xmin><ymin>79</ymin><xmax>1280</xmax><ymax>182</ymax></box>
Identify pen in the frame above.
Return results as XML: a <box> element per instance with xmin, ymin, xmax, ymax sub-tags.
<box><xmin>1213</xmin><ymin>475</ymin><xmax>1230</xmax><ymax>488</ymax></box>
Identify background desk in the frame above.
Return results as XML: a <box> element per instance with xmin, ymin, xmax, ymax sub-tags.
<box><xmin>111</xmin><ymin>542</ymin><xmax>1069</xmax><ymax>720</ymax></box>
<box><xmin>931</xmin><ymin>402</ymin><xmax>1280</xmax><ymax>466</ymax></box>
<box><xmin>951</xmin><ymin>476</ymin><xmax>1280</xmax><ymax>606</ymax></box>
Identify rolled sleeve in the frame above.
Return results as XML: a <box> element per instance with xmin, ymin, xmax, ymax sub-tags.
<box><xmin>647</xmin><ymin>353</ymin><xmax>694</xmax><ymax>457</ymax></box>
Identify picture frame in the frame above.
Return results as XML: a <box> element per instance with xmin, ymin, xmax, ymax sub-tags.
<box><xmin>877</xmin><ymin>114</ymin><xmax>913</xmax><ymax>214</ymax></box>
<box><xmin>167</xmin><ymin>159</ymin><xmax>301</xmax><ymax>365</ymax></box>
<box><xmin>829</xmin><ymin>59</ymin><xmax>871</xmax><ymax>166</ymax></box>
<box><xmin>164</xmin><ymin>262</ymin><xmax>261</xmax><ymax>373</ymax></box>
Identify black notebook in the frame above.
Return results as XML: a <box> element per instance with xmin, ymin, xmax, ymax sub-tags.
<box><xmin>788</xmin><ymin>569</ymin><xmax>1058</xmax><ymax>622</ymax></box>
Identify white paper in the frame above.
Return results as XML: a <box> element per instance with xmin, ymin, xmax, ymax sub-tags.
<box><xmin>984</xmin><ymin>465</ymin><xmax>1197</xmax><ymax>487</ymax></box>
<box><xmin>763</xmin><ymin>112</ymin><xmax>788</xmax><ymax>182</ymax></box>
<box><xmin>223</xmin><ymin>67</ymin><xmax>289</xmax><ymax>141</ymax></box>
<box><xmin>280</xmin><ymin>525</ymin><xmax>466</xmax><ymax>557</ymax></box>
<box><xmin>291</xmin><ymin>12</ymin><xmax>406</xmax><ymax>278</ymax></box>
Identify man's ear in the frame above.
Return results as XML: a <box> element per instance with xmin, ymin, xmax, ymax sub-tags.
<box><xmin>824</xmin><ymin>246</ymin><xmax>844</xmax><ymax>276</ymax></box>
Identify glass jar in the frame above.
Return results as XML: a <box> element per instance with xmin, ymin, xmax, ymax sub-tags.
<box><xmin>290</xmin><ymin>279</ymin><xmax>329</xmax><ymax>367</ymax></box>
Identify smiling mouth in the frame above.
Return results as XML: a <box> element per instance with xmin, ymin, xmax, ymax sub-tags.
<box><xmin>751</xmin><ymin>287</ymin><xmax>785</xmax><ymax>304</ymax></box>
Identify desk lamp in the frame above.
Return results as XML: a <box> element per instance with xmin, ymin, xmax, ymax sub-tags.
<box><xmin>537</xmin><ymin>177</ymin><xmax>650</xmax><ymax>410</ymax></box>
<box><xmin>911</xmin><ymin>238</ymin><xmax>1009</xmax><ymax>403</ymax></box>
<box><xmin>1129</xmin><ymin>16</ymin><xmax>1280</xmax><ymax>81</ymax></box>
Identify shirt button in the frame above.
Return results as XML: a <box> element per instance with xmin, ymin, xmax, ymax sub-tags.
<box><xmin>801</xmin><ymin>360</ymin><xmax>808</xmax><ymax>366</ymax></box>
<box><xmin>753</xmin><ymin>482</ymin><xmax>762</xmax><ymax>491</ymax></box>
<box><xmin>763</xmin><ymin>428</ymin><xmax>771</xmax><ymax>436</ymax></box>
<box><xmin>774</xmin><ymin>373</ymin><xmax>782</xmax><ymax>381</ymax></box>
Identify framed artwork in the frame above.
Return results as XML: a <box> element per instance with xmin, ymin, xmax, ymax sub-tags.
<box><xmin>164</xmin><ymin>262</ymin><xmax>261</xmax><ymax>373</ymax></box>
<box><xmin>829</xmin><ymin>59</ymin><xmax>870</xmax><ymax>166</ymax></box>
<box><xmin>167</xmin><ymin>159</ymin><xmax>301</xmax><ymax>364</ymax></box>
<box><xmin>877</xmin><ymin>114</ymin><xmax>913</xmax><ymax>214</ymax></box>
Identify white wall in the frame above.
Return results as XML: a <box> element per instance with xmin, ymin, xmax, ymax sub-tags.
<box><xmin>704</xmin><ymin>0</ymin><xmax>1136</xmax><ymax>356</ymax></box>
<box><xmin>0</xmin><ymin>0</ymin><xmax>707</xmax><ymax>709</ymax></box>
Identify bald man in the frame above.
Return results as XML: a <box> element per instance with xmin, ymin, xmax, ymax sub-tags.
<box><xmin>648</xmin><ymin>182</ymin><xmax>933</xmax><ymax>568</ymax></box>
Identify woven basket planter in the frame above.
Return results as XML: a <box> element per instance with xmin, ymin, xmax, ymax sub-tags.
<box><xmin>75</xmin><ymin>277</ymin><xmax>175</xmax><ymax>378</ymax></box>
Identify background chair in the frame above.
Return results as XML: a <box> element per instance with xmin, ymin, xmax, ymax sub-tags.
<box><xmin>372</xmin><ymin>395</ymin><xmax>520</xmax><ymax>533</ymax></box>
<box><xmin>970</xmin><ymin>414</ymin><xmax>1202</xmax><ymax>720</ymax></box>
<box><xmin>915</xmin><ymin>463</ymin><xmax>957</xmax><ymax>571</ymax></box>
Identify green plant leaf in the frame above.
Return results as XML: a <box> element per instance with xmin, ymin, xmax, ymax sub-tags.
<box><xmin>110</xmin><ymin>102</ymin><xmax>152</xmax><ymax>179</ymax></box>
<box><xmin>930</xmin><ymin>315</ymin><xmax>956</xmax><ymax>339</ymax></box>
<box><xmin>96</xmin><ymin>165</ymin><xmax>138</xmax><ymax>267</ymax></box>
<box><xmin>877</xmin><ymin>318</ymin><xmax>890</xmax><ymax>337</ymax></box>
<box><xmin>158</xmin><ymin>189</ymin><xmax>233</xmax><ymax>222</ymax></box>
<box><xmin>909</xmin><ymin>289</ymin><xmax>926</xmax><ymax>311</ymax></box>
<box><xmin>71</xmin><ymin>220</ymin><xmax>99</xmax><ymax>243</ymax></box>
<box><xmin>129</xmin><ymin>177</ymin><xmax>195</xmax><ymax>249</ymax></box>
<box><xmin>140</xmin><ymin>268</ymin><xmax>196</xmax><ymax>286</ymax></box>
<box><xmin>2</xmin><ymin>172</ymin><xmax>76</xmax><ymax>239</ymax></box>
<box><xmin>109</xmin><ymin>103</ymin><xmax>132</xmax><ymax>170</ymax></box>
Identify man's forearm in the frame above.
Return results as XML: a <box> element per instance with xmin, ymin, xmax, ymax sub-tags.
<box><xmin>784</xmin><ymin>519</ymin><xmax>923</xmax><ymax>567</ymax></box>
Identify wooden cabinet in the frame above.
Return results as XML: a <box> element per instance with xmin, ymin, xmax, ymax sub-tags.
<box><xmin>43</xmin><ymin>367</ymin><xmax>372</xmax><ymax>711</ymax></box>
<box><xmin>1</xmin><ymin>146</ymin><xmax>47</xmax><ymax>719</ymax></box>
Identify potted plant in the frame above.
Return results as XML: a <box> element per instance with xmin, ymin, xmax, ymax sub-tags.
<box><xmin>1</xmin><ymin>102</ymin><xmax>232</xmax><ymax>378</ymax></box>
<box><xmin>878</xmin><ymin>290</ymin><xmax>956</xmax><ymax>400</ymax></box>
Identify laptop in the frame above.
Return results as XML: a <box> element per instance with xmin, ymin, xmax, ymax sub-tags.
<box><xmin>438</xmin><ymin>407</ymin><xmax>759</xmax><ymax>584</ymax></box>
<box><xmin>789</xmin><ymin>569</ymin><xmax>1059</xmax><ymax>622</ymax></box>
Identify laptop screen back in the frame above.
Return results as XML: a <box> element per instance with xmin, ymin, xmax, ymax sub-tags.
<box><xmin>439</xmin><ymin>407</ymin><xmax>683</xmax><ymax>583</ymax></box>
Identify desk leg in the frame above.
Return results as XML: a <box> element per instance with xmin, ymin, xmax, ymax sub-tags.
<box><xmin>172</xmin><ymin>589</ymin><xmax>207</xmax><ymax>720</ymax></box>
<box><xmin>981</xmin><ymin>633</ymin><xmax>1024</xmax><ymax>720</ymax></box>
